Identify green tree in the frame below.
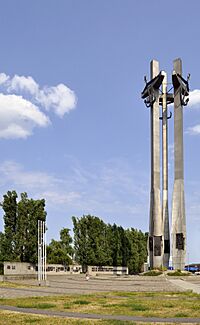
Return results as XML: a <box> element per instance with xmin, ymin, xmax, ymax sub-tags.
<box><xmin>72</xmin><ymin>215</ymin><xmax>148</xmax><ymax>274</ymax></box>
<box><xmin>0</xmin><ymin>190</ymin><xmax>18</xmax><ymax>260</ymax></box>
<box><xmin>137</xmin><ymin>230</ymin><xmax>148</xmax><ymax>271</ymax></box>
<box><xmin>0</xmin><ymin>232</ymin><xmax>6</xmax><ymax>262</ymax></box>
<box><xmin>47</xmin><ymin>228</ymin><xmax>73</xmax><ymax>265</ymax></box>
<box><xmin>126</xmin><ymin>228</ymin><xmax>140</xmax><ymax>274</ymax></box>
<box><xmin>108</xmin><ymin>224</ymin><xmax>122</xmax><ymax>266</ymax></box>
<box><xmin>72</xmin><ymin>215</ymin><xmax>88</xmax><ymax>271</ymax></box>
<box><xmin>0</xmin><ymin>191</ymin><xmax>46</xmax><ymax>263</ymax></box>
<box><xmin>72</xmin><ymin>215</ymin><xmax>112</xmax><ymax>270</ymax></box>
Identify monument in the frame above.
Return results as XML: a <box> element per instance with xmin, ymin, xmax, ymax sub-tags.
<box><xmin>141</xmin><ymin>58</ymin><xmax>189</xmax><ymax>270</ymax></box>
<box><xmin>171</xmin><ymin>59</ymin><xmax>189</xmax><ymax>270</ymax></box>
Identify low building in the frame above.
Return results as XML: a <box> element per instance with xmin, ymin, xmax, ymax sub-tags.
<box><xmin>3</xmin><ymin>262</ymin><xmax>82</xmax><ymax>277</ymax></box>
<box><xmin>3</xmin><ymin>262</ymin><xmax>128</xmax><ymax>277</ymax></box>
<box><xmin>88</xmin><ymin>266</ymin><xmax>128</xmax><ymax>276</ymax></box>
<box><xmin>46</xmin><ymin>264</ymin><xmax>82</xmax><ymax>274</ymax></box>
<box><xmin>4</xmin><ymin>262</ymin><xmax>36</xmax><ymax>276</ymax></box>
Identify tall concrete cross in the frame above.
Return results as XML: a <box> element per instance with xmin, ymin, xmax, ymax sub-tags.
<box><xmin>171</xmin><ymin>58</ymin><xmax>188</xmax><ymax>270</ymax></box>
<box><xmin>141</xmin><ymin>58</ymin><xmax>189</xmax><ymax>270</ymax></box>
<box><xmin>162</xmin><ymin>71</ymin><xmax>170</xmax><ymax>268</ymax></box>
<box><xmin>142</xmin><ymin>60</ymin><xmax>164</xmax><ymax>269</ymax></box>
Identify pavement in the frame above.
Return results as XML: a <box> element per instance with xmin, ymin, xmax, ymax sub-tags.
<box><xmin>167</xmin><ymin>278</ymin><xmax>200</xmax><ymax>294</ymax></box>
<box><xmin>0</xmin><ymin>274</ymin><xmax>189</xmax><ymax>298</ymax></box>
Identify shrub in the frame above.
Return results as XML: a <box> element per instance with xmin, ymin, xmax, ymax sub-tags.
<box><xmin>142</xmin><ymin>270</ymin><xmax>162</xmax><ymax>276</ymax></box>
<box><xmin>167</xmin><ymin>270</ymin><xmax>190</xmax><ymax>276</ymax></box>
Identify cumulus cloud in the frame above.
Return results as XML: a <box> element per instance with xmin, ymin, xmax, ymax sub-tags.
<box><xmin>188</xmin><ymin>89</ymin><xmax>200</xmax><ymax>108</ymax></box>
<box><xmin>8</xmin><ymin>75</ymin><xmax>39</xmax><ymax>95</ymax></box>
<box><xmin>0</xmin><ymin>72</ymin><xmax>77</xmax><ymax>117</ymax></box>
<box><xmin>0</xmin><ymin>72</ymin><xmax>77</xmax><ymax>138</ymax></box>
<box><xmin>185</xmin><ymin>89</ymin><xmax>200</xmax><ymax>135</ymax></box>
<box><xmin>0</xmin><ymin>94</ymin><xmax>49</xmax><ymax>139</ymax></box>
<box><xmin>37</xmin><ymin>84</ymin><xmax>76</xmax><ymax>117</ymax></box>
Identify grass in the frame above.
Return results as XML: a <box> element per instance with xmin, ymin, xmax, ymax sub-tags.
<box><xmin>0</xmin><ymin>291</ymin><xmax>200</xmax><ymax>319</ymax></box>
<box><xmin>0</xmin><ymin>281</ymin><xmax>34</xmax><ymax>288</ymax></box>
<box><xmin>16</xmin><ymin>302</ymin><xmax>57</xmax><ymax>309</ymax></box>
<box><xmin>166</xmin><ymin>270</ymin><xmax>191</xmax><ymax>276</ymax></box>
<box><xmin>0</xmin><ymin>310</ymin><xmax>136</xmax><ymax>325</ymax></box>
<box><xmin>73</xmin><ymin>300</ymin><xmax>91</xmax><ymax>305</ymax></box>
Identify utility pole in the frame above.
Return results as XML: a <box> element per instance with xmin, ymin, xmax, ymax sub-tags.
<box><xmin>38</xmin><ymin>219</ymin><xmax>46</xmax><ymax>285</ymax></box>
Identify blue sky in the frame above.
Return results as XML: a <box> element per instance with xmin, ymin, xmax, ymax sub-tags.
<box><xmin>0</xmin><ymin>0</ymin><xmax>200</xmax><ymax>263</ymax></box>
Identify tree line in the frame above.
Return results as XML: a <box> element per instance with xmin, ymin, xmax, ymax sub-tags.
<box><xmin>72</xmin><ymin>215</ymin><xmax>148</xmax><ymax>274</ymax></box>
<box><xmin>0</xmin><ymin>191</ymin><xmax>148</xmax><ymax>274</ymax></box>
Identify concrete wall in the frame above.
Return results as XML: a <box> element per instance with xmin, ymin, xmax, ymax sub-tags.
<box><xmin>4</xmin><ymin>262</ymin><xmax>36</xmax><ymax>275</ymax></box>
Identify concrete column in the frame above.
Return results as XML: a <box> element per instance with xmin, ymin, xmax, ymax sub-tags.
<box><xmin>149</xmin><ymin>60</ymin><xmax>163</xmax><ymax>269</ymax></box>
<box><xmin>171</xmin><ymin>58</ymin><xmax>186</xmax><ymax>270</ymax></box>
<box><xmin>162</xmin><ymin>72</ymin><xmax>170</xmax><ymax>268</ymax></box>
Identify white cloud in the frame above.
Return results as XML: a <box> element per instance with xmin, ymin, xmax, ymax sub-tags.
<box><xmin>188</xmin><ymin>89</ymin><xmax>200</xmax><ymax>108</ymax></box>
<box><xmin>186</xmin><ymin>124</ymin><xmax>200</xmax><ymax>135</ymax></box>
<box><xmin>0</xmin><ymin>160</ymin><xmax>81</xmax><ymax>207</ymax></box>
<box><xmin>8</xmin><ymin>75</ymin><xmax>39</xmax><ymax>95</ymax></box>
<box><xmin>37</xmin><ymin>84</ymin><xmax>77</xmax><ymax>117</ymax></box>
<box><xmin>185</xmin><ymin>90</ymin><xmax>200</xmax><ymax>135</ymax></box>
<box><xmin>0</xmin><ymin>158</ymin><xmax>149</xmax><ymax>226</ymax></box>
<box><xmin>0</xmin><ymin>94</ymin><xmax>49</xmax><ymax>139</ymax></box>
<box><xmin>0</xmin><ymin>72</ymin><xmax>77</xmax><ymax>138</ymax></box>
<box><xmin>0</xmin><ymin>73</ymin><xmax>9</xmax><ymax>85</ymax></box>
<box><xmin>41</xmin><ymin>191</ymin><xmax>81</xmax><ymax>205</ymax></box>
<box><xmin>0</xmin><ymin>72</ymin><xmax>77</xmax><ymax>117</ymax></box>
<box><xmin>0</xmin><ymin>161</ymin><xmax>59</xmax><ymax>188</ymax></box>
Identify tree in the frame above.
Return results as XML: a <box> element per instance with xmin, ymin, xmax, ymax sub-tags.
<box><xmin>60</xmin><ymin>228</ymin><xmax>73</xmax><ymax>257</ymax></box>
<box><xmin>72</xmin><ymin>216</ymin><xmax>88</xmax><ymax>271</ymax></box>
<box><xmin>126</xmin><ymin>228</ymin><xmax>140</xmax><ymax>274</ymax></box>
<box><xmin>72</xmin><ymin>215</ymin><xmax>148</xmax><ymax>273</ymax></box>
<box><xmin>108</xmin><ymin>224</ymin><xmax>122</xmax><ymax>266</ymax></box>
<box><xmin>0</xmin><ymin>190</ymin><xmax>18</xmax><ymax>261</ymax></box>
<box><xmin>0</xmin><ymin>190</ymin><xmax>47</xmax><ymax>263</ymax></box>
<box><xmin>72</xmin><ymin>215</ymin><xmax>112</xmax><ymax>270</ymax></box>
<box><xmin>137</xmin><ymin>230</ymin><xmax>148</xmax><ymax>271</ymax></box>
<box><xmin>0</xmin><ymin>232</ymin><xmax>6</xmax><ymax>262</ymax></box>
<box><xmin>47</xmin><ymin>228</ymin><xmax>73</xmax><ymax>265</ymax></box>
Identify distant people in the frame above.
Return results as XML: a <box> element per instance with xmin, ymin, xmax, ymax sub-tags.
<box><xmin>85</xmin><ymin>272</ymin><xmax>90</xmax><ymax>281</ymax></box>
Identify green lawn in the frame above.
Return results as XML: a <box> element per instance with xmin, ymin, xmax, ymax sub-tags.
<box><xmin>0</xmin><ymin>291</ymin><xmax>200</xmax><ymax>319</ymax></box>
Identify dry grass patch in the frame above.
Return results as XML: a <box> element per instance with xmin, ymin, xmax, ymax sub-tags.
<box><xmin>0</xmin><ymin>281</ymin><xmax>34</xmax><ymax>289</ymax></box>
<box><xmin>0</xmin><ymin>310</ymin><xmax>135</xmax><ymax>325</ymax></box>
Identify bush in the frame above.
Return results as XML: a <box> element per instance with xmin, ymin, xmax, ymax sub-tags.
<box><xmin>142</xmin><ymin>270</ymin><xmax>162</xmax><ymax>276</ymax></box>
<box><xmin>167</xmin><ymin>270</ymin><xmax>190</xmax><ymax>276</ymax></box>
